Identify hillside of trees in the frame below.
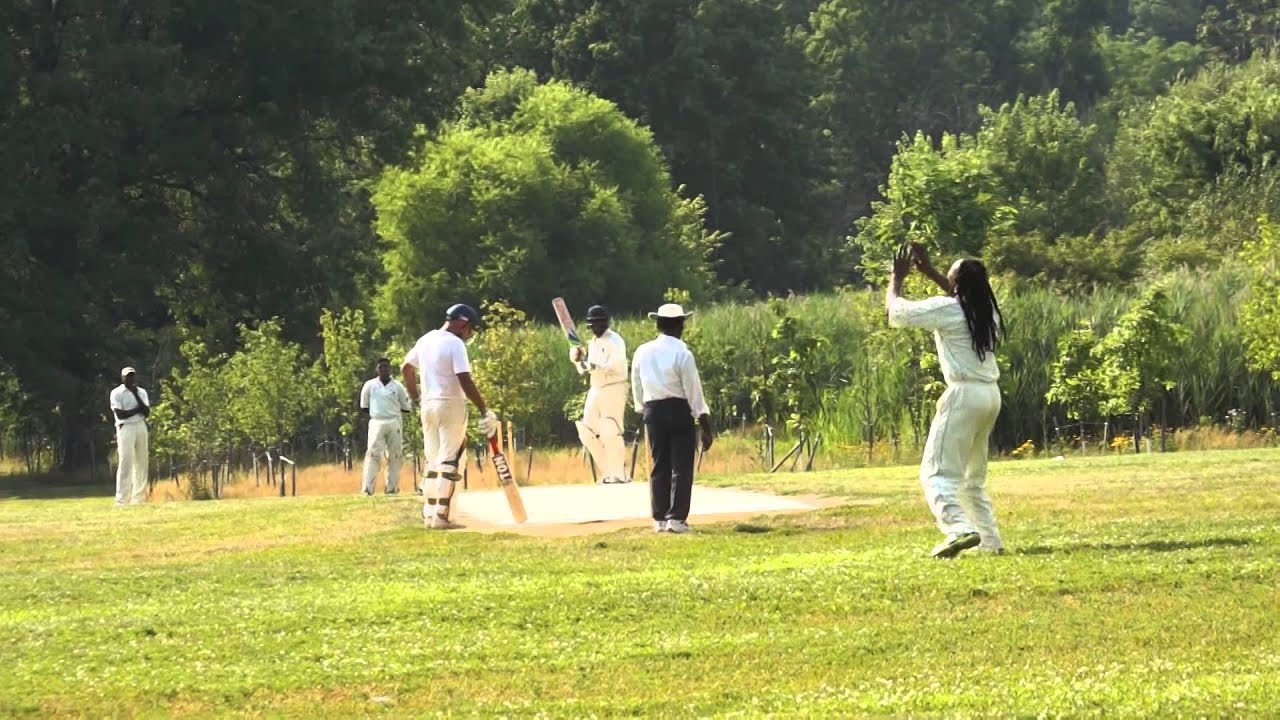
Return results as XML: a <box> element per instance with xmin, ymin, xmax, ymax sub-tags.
<box><xmin>2</xmin><ymin>0</ymin><xmax>1279</xmax><ymax>470</ymax></box>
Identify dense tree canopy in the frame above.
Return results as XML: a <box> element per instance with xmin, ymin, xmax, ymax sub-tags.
<box><xmin>3</xmin><ymin>0</ymin><xmax>1280</xmax><ymax>466</ymax></box>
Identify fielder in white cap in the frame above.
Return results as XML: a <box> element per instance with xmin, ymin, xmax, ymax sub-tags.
<box><xmin>630</xmin><ymin>303</ymin><xmax>713</xmax><ymax>533</ymax></box>
<box><xmin>109</xmin><ymin>367</ymin><xmax>150</xmax><ymax>505</ymax></box>
<box><xmin>571</xmin><ymin>304</ymin><xmax>630</xmax><ymax>484</ymax></box>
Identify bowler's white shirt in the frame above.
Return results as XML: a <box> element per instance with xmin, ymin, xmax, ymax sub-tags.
<box><xmin>361</xmin><ymin>377</ymin><xmax>413</xmax><ymax>419</ymax></box>
<box><xmin>585</xmin><ymin>329</ymin><xmax>627</xmax><ymax>387</ymax></box>
<box><xmin>888</xmin><ymin>296</ymin><xmax>1000</xmax><ymax>384</ymax></box>
<box><xmin>403</xmin><ymin>329</ymin><xmax>471</xmax><ymax>400</ymax></box>
<box><xmin>630</xmin><ymin>334</ymin><xmax>710</xmax><ymax>419</ymax></box>
<box><xmin>109</xmin><ymin>385</ymin><xmax>150</xmax><ymax>428</ymax></box>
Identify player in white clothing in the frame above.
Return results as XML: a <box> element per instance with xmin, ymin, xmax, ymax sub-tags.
<box><xmin>571</xmin><ymin>305</ymin><xmax>630</xmax><ymax>484</ymax></box>
<box><xmin>401</xmin><ymin>304</ymin><xmax>499</xmax><ymax>529</ymax></box>
<box><xmin>887</xmin><ymin>242</ymin><xmax>1006</xmax><ymax>558</ymax></box>
<box><xmin>109</xmin><ymin>367</ymin><xmax>151</xmax><ymax>506</ymax></box>
<box><xmin>359</xmin><ymin>358</ymin><xmax>414</xmax><ymax>495</ymax></box>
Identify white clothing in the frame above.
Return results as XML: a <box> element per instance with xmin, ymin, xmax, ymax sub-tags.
<box><xmin>420</xmin><ymin>399</ymin><xmax>469</xmax><ymax>473</ymax></box>
<box><xmin>403</xmin><ymin>330</ymin><xmax>472</xmax><ymax>400</ymax></box>
<box><xmin>920</xmin><ymin>381</ymin><xmax>1004</xmax><ymax>550</ymax></box>
<box><xmin>362</xmin><ymin>418</ymin><xmax>404</xmax><ymax>494</ymax></box>
<box><xmin>421</xmin><ymin>398</ymin><xmax>468</xmax><ymax>520</ymax></box>
<box><xmin>888</xmin><ymin>296</ymin><xmax>1000</xmax><ymax>384</ymax></box>
<box><xmin>360</xmin><ymin>377</ymin><xmax>412</xmax><ymax>419</ymax></box>
<box><xmin>109</xmin><ymin>385</ymin><xmax>150</xmax><ymax>427</ymax></box>
<box><xmin>630</xmin><ymin>335</ymin><xmax>710</xmax><ymax>420</ymax></box>
<box><xmin>115</xmin><ymin>421</ymin><xmax>149</xmax><ymax>505</ymax></box>
<box><xmin>577</xmin><ymin>383</ymin><xmax>628</xmax><ymax>480</ymax></box>
<box><xmin>582</xmin><ymin>330</ymin><xmax>627</xmax><ymax>388</ymax></box>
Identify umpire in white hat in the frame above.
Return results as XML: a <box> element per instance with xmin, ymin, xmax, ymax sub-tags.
<box><xmin>630</xmin><ymin>303</ymin><xmax>714</xmax><ymax>533</ymax></box>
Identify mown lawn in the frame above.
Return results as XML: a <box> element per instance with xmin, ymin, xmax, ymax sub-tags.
<box><xmin>2</xmin><ymin>449</ymin><xmax>1278</xmax><ymax>717</ymax></box>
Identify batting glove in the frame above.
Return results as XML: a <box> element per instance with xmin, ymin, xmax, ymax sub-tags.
<box><xmin>479</xmin><ymin>410</ymin><xmax>499</xmax><ymax>437</ymax></box>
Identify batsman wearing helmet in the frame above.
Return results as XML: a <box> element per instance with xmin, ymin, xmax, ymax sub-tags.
<box><xmin>571</xmin><ymin>305</ymin><xmax>630</xmax><ymax>484</ymax></box>
<box><xmin>401</xmin><ymin>303</ymin><xmax>500</xmax><ymax>530</ymax></box>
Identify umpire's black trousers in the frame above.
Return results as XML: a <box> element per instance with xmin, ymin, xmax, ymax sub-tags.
<box><xmin>644</xmin><ymin>398</ymin><xmax>697</xmax><ymax>522</ymax></box>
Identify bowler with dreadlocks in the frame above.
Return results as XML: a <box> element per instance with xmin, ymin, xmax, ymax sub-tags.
<box><xmin>887</xmin><ymin>241</ymin><xmax>1007</xmax><ymax>559</ymax></box>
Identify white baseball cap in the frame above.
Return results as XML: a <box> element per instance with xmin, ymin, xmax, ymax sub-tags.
<box><xmin>120</xmin><ymin>367</ymin><xmax>137</xmax><ymax>379</ymax></box>
<box><xmin>647</xmin><ymin>303</ymin><xmax>694</xmax><ymax>319</ymax></box>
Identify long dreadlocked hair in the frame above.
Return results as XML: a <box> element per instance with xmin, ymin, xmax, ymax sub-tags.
<box><xmin>953</xmin><ymin>259</ymin><xmax>1004</xmax><ymax>362</ymax></box>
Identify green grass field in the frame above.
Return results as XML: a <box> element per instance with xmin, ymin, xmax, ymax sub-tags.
<box><xmin>2</xmin><ymin>449</ymin><xmax>1279</xmax><ymax>718</ymax></box>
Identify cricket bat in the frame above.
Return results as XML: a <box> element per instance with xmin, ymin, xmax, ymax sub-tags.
<box><xmin>552</xmin><ymin>297</ymin><xmax>589</xmax><ymax>374</ymax></box>
<box><xmin>488</xmin><ymin>435</ymin><xmax>528</xmax><ymax>524</ymax></box>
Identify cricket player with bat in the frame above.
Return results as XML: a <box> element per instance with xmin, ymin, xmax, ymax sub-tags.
<box><xmin>401</xmin><ymin>303</ymin><xmax>501</xmax><ymax>530</ymax></box>
<box><xmin>568</xmin><ymin>305</ymin><xmax>631</xmax><ymax>484</ymax></box>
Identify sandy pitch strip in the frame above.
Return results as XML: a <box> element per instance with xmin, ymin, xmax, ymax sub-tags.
<box><xmin>445</xmin><ymin>482</ymin><xmax>843</xmax><ymax>537</ymax></box>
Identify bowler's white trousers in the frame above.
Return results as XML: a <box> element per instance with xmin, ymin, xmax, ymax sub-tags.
<box><xmin>362</xmin><ymin>417</ymin><xmax>404</xmax><ymax>494</ymax></box>
<box><xmin>115</xmin><ymin>421</ymin><xmax>149</xmax><ymax>505</ymax></box>
<box><xmin>919</xmin><ymin>381</ymin><xmax>1004</xmax><ymax>549</ymax></box>
<box><xmin>576</xmin><ymin>383</ymin><xmax>627</xmax><ymax>480</ymax></box>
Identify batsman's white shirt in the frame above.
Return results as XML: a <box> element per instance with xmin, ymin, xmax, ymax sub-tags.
<box><xmin>887</xmin><ymin>296</ymin><xmax>999</xmax><ymax>384</ymax></box>
<box><xmin>360</xmin><ymin>378</ymin><xmax>413</xmax><ymax>419</ymax></box>
<box><xmin>403</xmin><ymin>330</ymin><xmax>471</xmax><ymax>399</ymax></box>
<box><xmin>630</xmin><ymin>334</ymin><xmax>710</xmax><ymax>419</ymax></box>
<box><xmin>586</xmin><ymin>329</ymin><xmax>627</xmax><ymax>388</ymax></box>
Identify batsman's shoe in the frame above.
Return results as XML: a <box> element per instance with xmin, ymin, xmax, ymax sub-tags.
<box><xmin>666</xmin><ymin>519</ymin><xmax>692</xmax><ymax>534</ymax></box>
<box><xmin>653</xmin><ymin>520</ymin><xmax>668</xmax><ymax>533</ymax></box>
<box><xmin>427</xmin><ymin>515</ymin><xmax>463</xmax><ymax>530</ymax></box>
<box><xmin>931</xmin><ymin>531</ymin><xmax>980</xmax><ymax>559</ymax></box>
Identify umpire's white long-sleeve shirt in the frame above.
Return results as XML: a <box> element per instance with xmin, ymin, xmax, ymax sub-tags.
<box><xmin>630</xmin><ymin>334</ymin><xmax>710</xmax><ymax>419</ymax></box>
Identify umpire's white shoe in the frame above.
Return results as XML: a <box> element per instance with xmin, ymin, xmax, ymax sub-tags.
<box><xmin>666</xmin><ymin>519</ymin><xmax>691</xmax><ymax>534</ymax></box>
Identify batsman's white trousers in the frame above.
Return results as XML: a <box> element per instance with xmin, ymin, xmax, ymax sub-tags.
<box><xmin>115</xmin><ymin>422</ymin><xmax>149</xmax><ymax>505</ymax></box>
<box><xmin>576</xmin><ymin>383</ymin><xmax>627</xmax><ymax>479</ymax></box>
<box><xmin>421</xmin><ymin>399</ymin><xmax>468</xmax><ymax>518</ymax></box>
<box><xmin>919</xmin><ymin>381</ymin><xmax>1003</xmax><ymax>549</ymax></box>
<box><xmin>362</xmin><ymin>417</ymin><xmax>404</xmax><ymax>494</ymax></box>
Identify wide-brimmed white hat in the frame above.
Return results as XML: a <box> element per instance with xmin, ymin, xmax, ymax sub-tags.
<box><xmin>647</xmin><ymin>303</ymin><xmax>694</xmax><ymax>319</ymax></box>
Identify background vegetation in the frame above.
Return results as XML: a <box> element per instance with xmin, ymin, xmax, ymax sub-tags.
<box><xmin>4</xmin><ymin>0</ymin><xmax>1280</xmax><ymax>477</ymax></box>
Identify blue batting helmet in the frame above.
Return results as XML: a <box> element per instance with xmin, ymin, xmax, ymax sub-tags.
<box><xmin>445</xmin><ymin>303</ymin><xmax>480</xmax><ymax>326</ymax></box>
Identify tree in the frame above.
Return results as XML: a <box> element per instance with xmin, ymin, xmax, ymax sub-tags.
<box><xmin>1197</xmin><ymin>0</ymin><xmax>1280</xmax><ymax>62</ymax></box>
<box><xmin>1108</xmin><ymin>55</ymin><xmax>1280</xmax><ymax>269</ymax></box>
<box><xmin>318</xmin><ymin>308</ymin><xmax>370</xmax><ymax>440</ymax></box>
<box><xmin>1240</xmin><ymin>217</ymin><xmax>1280</xmax><ymax>379</ymax></box>
<box><xmin>224</xmin><ymin>321</ymin><xmax>322</xmax><ymax>451</ymax></box>
<box><xmin>0</xmin><ymin>0</ymin><xmax>498</xmax><ymax>468</ymax></box>
<box><xmin>373</xmin><ymin>69</ymin><xmax>717</xmax><ymax>335</ymax></box>
<box><xmin>503</xmin><ymin>0</ymin><xmax>836</xmax><ymax>293</ymax></box>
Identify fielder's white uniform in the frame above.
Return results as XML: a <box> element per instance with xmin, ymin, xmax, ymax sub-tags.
<box><xmin>360</xmin><ymin>376</ymin><xmax>413</xmax><ymax>494</ymax></box>
<box><xmin>404</xmin><ymin>329</ymin><xmax>472</xmax><ymax>520</ymax></box>
<box><xmin>109</xmin><ymin>384</ymin><xmax>150</xmax><ymax>505</ymax></box>
<box><xmin>574</xmin><ymin>329</ymin><xmax>629</xmax><ymax>482</ymax></box>
<box><xmin>889</xmin><ymin>295</ymin><xmax>1004</xmax><ymax>551</ymax></box>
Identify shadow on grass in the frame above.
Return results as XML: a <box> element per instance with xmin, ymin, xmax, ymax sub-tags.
<box><xmin>0</xmin><ymin>472</ymin><xmax>112</xmax><ymax>500</ymax></box>
<box><xmin>1016</xmin><ymin>537</ymin><xmax>1254</xmax><ymax>556</ymax></box>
